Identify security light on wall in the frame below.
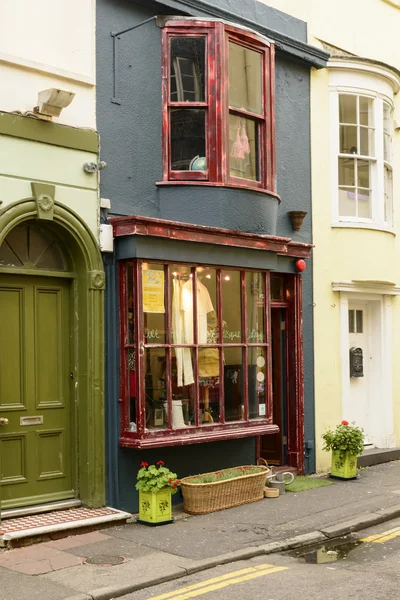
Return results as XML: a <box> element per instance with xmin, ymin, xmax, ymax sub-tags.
<box><xmin>34</xmin><ymin>88</ymin><xmax>75</xmax><ymax>119</ymax></box>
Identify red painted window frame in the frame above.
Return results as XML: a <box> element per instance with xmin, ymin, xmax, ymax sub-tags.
<box><xmin>161</xmin><ymin>20</ymin><xmax>276</xmax><ymax>194</ymax></box>
<box><xmin>119</xmin><ymin>259</ymin><xmax>280</xmax><ymax>449</ymax></box>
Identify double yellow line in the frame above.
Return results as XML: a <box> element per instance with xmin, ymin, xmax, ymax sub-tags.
<box><xmin>361</xmin><ymin>525</ymin><xmax>400</xmax><ymax>544</ymax></box>
<box><xmin>148</xmin><ymin>563</ymin><xmax>288</xmax><ymax>600</ymax></box>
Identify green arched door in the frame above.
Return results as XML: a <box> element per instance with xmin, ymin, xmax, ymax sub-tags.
<box><xmin>0</xmin><ymin>223</ymin><xmax>76</xmax><ymax>511</ymax></box>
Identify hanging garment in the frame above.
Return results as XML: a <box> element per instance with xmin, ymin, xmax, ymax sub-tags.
<box><xmin>172</xmin><ymin>278</ymin><xmax>194</xmax><ymax>387</ymax></box>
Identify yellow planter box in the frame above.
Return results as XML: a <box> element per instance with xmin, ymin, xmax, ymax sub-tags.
<box><xmin>331</xmin><ymin>451</ymin><xmax>358</xmax><ymax>479</ymax></box>
<box><xmin>138</xmin><ymin>489</ymin><xmax>173</xmax><ymax>525</ymax></box>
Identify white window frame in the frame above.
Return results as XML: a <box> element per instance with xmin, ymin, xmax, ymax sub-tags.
<box><xmin>329</xmin><ymin>61</ymin><xmax>398</xmax><ymax>232</ymax></box>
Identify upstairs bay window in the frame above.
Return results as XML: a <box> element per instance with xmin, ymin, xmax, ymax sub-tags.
<box><xmin>333</xmin><ymin>88</ymin><xmax>394</xmax><ymax>228</ymax></box>
<box><xmin>161</xmin><ymin>20</ymin><xmax>275</xmax><ymax>193</ymax></box>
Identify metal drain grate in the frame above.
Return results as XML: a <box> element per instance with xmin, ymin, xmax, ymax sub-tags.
<box><xmin>84</xmin><ymin>555</ymin><xmax>126</xmax><ymax>566</ymax></box>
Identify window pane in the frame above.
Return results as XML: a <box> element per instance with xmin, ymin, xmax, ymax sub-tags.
<box><xmin>145</xmin><ymin>348</ymin><xmax>167</xmax><ymax>430</ymax></box>
<box><xmin>246</xmin><ymin>272</ymin><xmax>265</xmax><ymax>343</ymax></box>
<box><xmin>170</xmin><ymin>109</ymin><xmax>206</xmax><ymax>171</ymax></box>
<box><xmin>270</xmin><ymin>276</ymin><xmax>283</xmax><ymax>301</ymax></box>
<box><xmin>339</xmin><ymin>158</ymin><xmax>355</xmax><ymax>186</ymax></box>
<box><xmin>384</xmin><ymin>166</ymin><xmax>393</xmax><ymax>225</ymax></box>
<box><xmin>229</xmin><ymin>115</ymin><xmax>258</xmax><ymax>181</ymax></box>
<box><xmin>357</xmin><ymin>160</ymin><xmax>370</xmax><ymax>189</ymax></box>
<box><xmin>199</xmin><ymin>347</ymin><xmax>220</xmax><ymax>424</ymax></box>
<box><xmin>359</xmin><ymin>97</ymin><xmax>372</xmax><ymax>126</ymax></box>
<box><xmin>248</xmin><ymin>348</ymin><xmax>267</xmax><ymax>419</ymax></box>
<box><xmin>384</xmin><ymin>133</ymin><xmax>391</xmax><ymax>163</ymax></box>
<box><xmin>196</xmin><ymin>267</ymin><xmax>218</xmax><ymax>344</ymax></box>
<box><xmin>224</xmin><ymin>348</ymin><xmax>244</xmax><ymax>422</ymax></box>
<box><xmin>127</xmin><ymin>263</ymin><xmax>135</xmax><ymax>344</ymax></box>
<box><xmin>339</xmin><ymin>95</ymin><xmax>357</xmax><ymax>124</ymax></box>
<box><xmin>171</xmin><ymin>348</ymin><xmax>195</xmax><ymax>427</ymax></box>
<box><xmin>348</xmin><ymin>310</ymin><xmax>355</xmax><ymax>333</ymax></box>
<box><xmin>339</xmin><ymin>187</ymin><xmax>357</xmax><ymax>217</ymax></box>
<box><xmin>170</xmin><ymin>37</ymin><xmax>205</xmax><ymax>102</ymax></box>
<box><xmin>360</xmin><ymin>127</ymin><xmax>373</xmax><ymax>156</ymax></box>
<box><xmin>229</xmin><ymin>42</ymin><xmax>262</xmax><ymax>115</ymax></box>
<box><xmin>170</xmin><ymin>264</ymin><xmax>192</xmax><ymax>344</ymax></box>
<box><xmin>142</xmin><ymin>263</ymin><xmax>166</xmax><ymax>344</ymax></box>
<box><xmin>222</xmin><ymin>270</ymin><xmax>242</xmax><ymax>342</ymax></box>
<box><xmin>383</xmin><ymin>102</ymin><xmax>391</xmax><ymax>134</ymax></box>
<box><xmin>357</xmin><ymin>189</ymin><xmax>371</xmax><ymax>218</ymax></box>
<box><xmin>128</xmin><ymin>348</ymin><xmax>136</xmax><ymax>431</ymax></box>
<box><xmin>356</xmin><ymin>310</ymin><xmax>363</xmax><ymax>333</ymax></box>
<box><xmin>340</xmin><ymin>125</ymin><xmax>357</xmax><ymax>154</ymax></box>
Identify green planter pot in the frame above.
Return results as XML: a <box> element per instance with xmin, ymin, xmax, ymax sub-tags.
<box><xmin>137</xmin><ymin>489</ymin><xmax>174</xmax><ymax>525</ymax></box>
<box><xmin>330</xmin><ymin>450</ymin><xmax>358</xmax><ymax>479</ymax></box>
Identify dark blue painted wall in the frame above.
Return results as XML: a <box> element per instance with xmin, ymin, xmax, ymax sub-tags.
<box><xmin>98</xmin><ymin>0</ymin><xmax>317</xmax><ymax>511</ymax></box>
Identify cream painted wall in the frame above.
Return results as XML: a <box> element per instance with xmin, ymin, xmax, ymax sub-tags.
<box><xmin>258</xmin><ymin>0</ymin><xmax>400</xmax><ymax>67</ymax></box>
<box><xmin>0</xmin><ymin>0</ymin><xmax>96</xmax><ymax>128</ymax></box>
<box><xmin>0</xmin><ymin>135</ymin><xmax>100</xmax><ymax>237</ymax></box>
<box><xmin>258</xmin><ymin>0</ymin><xmax>400</xmax><ymax>470</ymax></box>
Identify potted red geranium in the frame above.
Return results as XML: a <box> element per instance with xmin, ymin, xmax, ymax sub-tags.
<box><xmin>136</xmin><ymin>460</ymin><xmax>180</xmax><ymax>525</ymax></box>
<box><xmin>322</xmin><ymin>421</ymin><xmax>364</xmax><ymax>479</ymax></box>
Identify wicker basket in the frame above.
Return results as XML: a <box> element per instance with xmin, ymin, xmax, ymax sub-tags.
<box><xmin>180</xmin><ymin>463</ymin><xmax>271</xmax><ymax>515</ymax></box>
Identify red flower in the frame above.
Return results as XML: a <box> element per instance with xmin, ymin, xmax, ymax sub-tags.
<box><xmin>168</xmin><ymin>477</ymin><xmax>173</xmax><ymax>483</ymax></box>
<box><xmin>140</xmin><ymin>461</ymin><xmax>149</xmax><ymax>467</ymax></box>
<box><xmin>341</xmin><ymin>420</ymin><xmax>349</xmax><ymax>426</ymax></box>
<box><xmin>172</xmin><ymin>483</ymin><xmax>177</xmax><ymax>489</ymax></box>
<box><xmin>157</xmin><ymin>460</ymin><xmax>165</xmax><ymax>466</ymax></box>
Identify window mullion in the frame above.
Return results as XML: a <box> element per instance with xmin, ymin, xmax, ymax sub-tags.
<box><xmin>164</xmin><ymin>265</ymin><xmax>172</xmax><ymax>429</ymax></box>
<box><xmin>241</xmin><ymin>270</ymin><xmax>249</xmax><ymax>421</ymax></box>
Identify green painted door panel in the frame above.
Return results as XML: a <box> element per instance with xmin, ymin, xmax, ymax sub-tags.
<box><xmin>0</xmin><ymin>274</ymin><xmax>75</xmax><ymax>510</ymax></box>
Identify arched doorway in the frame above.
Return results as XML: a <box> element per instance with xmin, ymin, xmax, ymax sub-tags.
<box><xmin>0</xmin><ymin>223</ymin><xmax>75</xmax><ymax>509</ymax></box>
<box><xmin>0</xmin><ymin>201</ymin><xmax>105</xmax><ymax>515</ymax></box>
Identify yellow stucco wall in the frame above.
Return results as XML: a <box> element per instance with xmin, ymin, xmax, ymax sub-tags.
<box><xmin>258</xmin><ymin>0</ymin><xmax>400</xmax><ymax>469</ymax></box>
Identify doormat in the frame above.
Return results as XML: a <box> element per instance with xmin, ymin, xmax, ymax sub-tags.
<box><xmin>0</xmin><ymin>507</ymin><xmax>131</xmax><ymax>546</ymax></box>
<box><xmin>286</xmin><ymin>476</ymin><xmax>335</xmax><ymax>493</ymax></box>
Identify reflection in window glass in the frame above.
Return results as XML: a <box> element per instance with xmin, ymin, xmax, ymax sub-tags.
<box><xmin>222</xmin><ymin>270</ymin><xmax>241</xmax><ymax>342</ymax></box>
<box><xmin>170</xmin><ymin>37</ymin><xmax>205</xmax><ymax>102</ymax></box>
<box><xmin>196</xmin><ymin>267</ymin><xmax>218</xmax><ymax>344</ymax></box>
<box><xmin>246</xmin><ymin>272</ymin><xmax>265</xmax><ymax>343</ymax></box>
<box><xmin>142</xmin><ymin>263</ymin><xmax>166</xmax><ymax>344</ymax></box>
<box><xmin>170</xmin><ymin>109</ymin><xmax>206</xmax><ymax>171</ymax></box>
<box><xmin>229</xmin><ymin>42</ymin><xmax>262</xmax><ymax>115</ymax></box>
<box><xmin>249</xmin><ymin>348</ymin><xmax>266</xmax><ymax>419</ymax></box>
<box><xmin>224</xmin><ymin>347</ymin><xmax>243</xmax><ymax>421</ymax></box>
<box><xmin>128</xmin><ymin>348</ymin><xmax>136</xmax><ymax>430</ymax></box>
<box><xmin>170</xmin><ymin>264</ymin><xmax>192</xmax><ymax>344</ymax></box>
<box><xmin>199</xmin><ymin>346</ymin><xmax>220</xmax><ymax>424</ymax></box>
<box><xmin>145</xmin><ymin>348</ymin><xmax>167</xmax><ymax>430</ymax></box>
<box><xmin>171</xmin><ymin>348</ymin><xmax>195</xmax><ymax>427</ymax></box>
<box><xmin>356</xmin><ymin>310</ymin><xmax>363</xmax><ymax>333</ymax></box>
<box><xmin>229</xmin><ymin>115</ymin><xmax>258</xmax><ymax>181</ymax></box>
<box><xmin>384</xmin><ymin>165</ymin><xmax>393</xmax><ymax>226</ymax></box>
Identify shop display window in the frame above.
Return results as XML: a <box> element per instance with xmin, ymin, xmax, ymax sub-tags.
<box><xmin>119</xmin><ymin>260</ymin><xmax>276</xmax><ymax>447</ymax></box>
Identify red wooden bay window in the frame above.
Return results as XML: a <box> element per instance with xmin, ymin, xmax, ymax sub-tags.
<box><xmin>160</xmin><ymin>20</ymin><xmax>276</xmax><ymax>193</ymax></box>
<box><xmin>119</xmin><ymin>260</ymin><xmax>278</xmax><ymax>448</ymax></box>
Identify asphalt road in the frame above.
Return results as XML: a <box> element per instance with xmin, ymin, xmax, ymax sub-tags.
<box><xmin>123</xmin><ymin>517</ymin><xmax>400</xmax><ymax>600</ymax></box>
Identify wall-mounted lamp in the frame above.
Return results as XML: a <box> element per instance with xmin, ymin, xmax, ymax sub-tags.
<box><xmin>288</xmin><ymin>210</ymin><xmax>308</xmax><ymax>232</ymax></box>
<box><xmin>34</xmin><ymin>88</ymin><xmax>75</xmax><ymax>120</ymax></box>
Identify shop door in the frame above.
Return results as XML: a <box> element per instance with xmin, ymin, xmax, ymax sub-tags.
<box><xmin>260</xmin><ymin>308</ymin><xmax>287</xmax><ymax>465</ymax></box>
<box><xmin>0</xmin><ymin>274</ymin><xmax>74</xmax><ymax>510</ymax></box>
<box><xmin>348</xmin><ymin>303</ymin><xmax>372</xmax><ymax>444</ymax></box>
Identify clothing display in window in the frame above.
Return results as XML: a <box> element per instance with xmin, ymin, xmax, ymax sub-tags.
<box><xmin>172</xmin><ymin>278</ymin><xmax>194</xmax><ymax>387</ymax></box>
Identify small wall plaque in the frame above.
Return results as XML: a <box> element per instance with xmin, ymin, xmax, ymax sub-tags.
<box><xmin>20</xmin><ymin>416</ymin><xmax>44</xmax><ymax>426</ymax></box>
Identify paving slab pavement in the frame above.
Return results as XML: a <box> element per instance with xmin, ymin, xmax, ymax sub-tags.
<box><xmin>0</xmin><ymin>461</ymin><xmax>400</xmax><ymax>600</ymax></box>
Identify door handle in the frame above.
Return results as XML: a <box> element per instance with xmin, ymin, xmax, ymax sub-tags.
<box><xmin>0</xmin><ymin>418</ymin><xmax>9</xmax><ymax>425</ymax></box>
